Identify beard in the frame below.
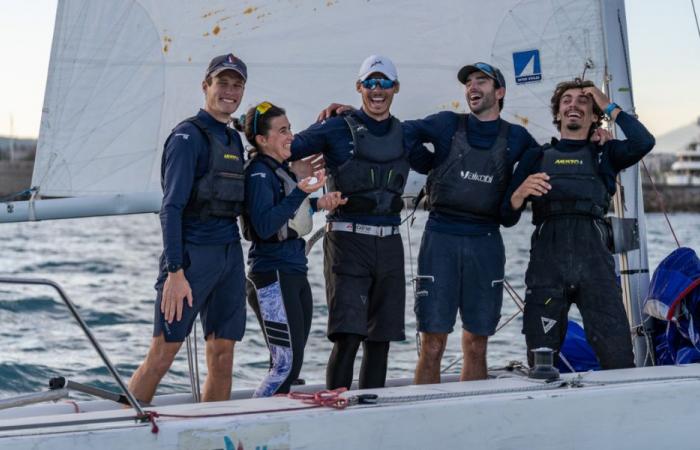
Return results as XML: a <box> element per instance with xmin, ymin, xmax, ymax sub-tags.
<box><xmin>565</xmin><ymin>122</ymin><xmax>582</xmax><ymax>131</ymax></box>
<box><xmin>470</xmin><ymin>93</ymin><xmax>496</xmax><ymax>115</ymax></box>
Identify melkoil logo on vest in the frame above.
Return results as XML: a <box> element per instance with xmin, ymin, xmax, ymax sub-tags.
<box><xmin>460</xmin><ymin>171</ymin><xmax>493</xmax><ymax>183</ymax></box>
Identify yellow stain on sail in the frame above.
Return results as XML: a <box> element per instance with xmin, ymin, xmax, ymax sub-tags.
<box><xmin>202</xmin><ymin>9</ymin><xmax>224</xmax><ymax>19</ymax></box>
<box><xmin>212</xmin><ymin>24</ymin><xmax>221</xmax><ymax>35</ymax></box>
<box><xmin>162</xmin><ymin>35</ymin><xmax>172</xmax><ymax>53</ymax></box>
<box><xmin>514</xmin><ymin>114</ymin><xmax>529</xmax><ymax>126</ymax></box>
<box><xmin>451</xmin><ymin>101</ymin><xmax>460</xmax><ymax>110</ymax></box>
<box><xmin>244</xmin><ymin>7</ymin><xmax>257</xmax><ymax>15</ymax></box>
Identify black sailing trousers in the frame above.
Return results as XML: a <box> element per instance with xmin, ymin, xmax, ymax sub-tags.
<box><xmin>522</xmin><ymin>216</ymin><xmax>635</xmax><ymax>369</ymax></box>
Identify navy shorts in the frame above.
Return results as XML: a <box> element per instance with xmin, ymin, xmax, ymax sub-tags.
<box><xmin>153</xmin><ymin>241</ymin><xmax>246</xmax><ymax>342</ymax></box>
<box><xmin>414</xmin><ymin>229</ymin><xmax>505</xmax><ymax>336</ymax></box>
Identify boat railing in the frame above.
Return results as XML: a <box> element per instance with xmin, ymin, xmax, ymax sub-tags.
<box><xmin>0</xmin><ymin>276</ymin><xmax>145</xmax><ymax>416</ymax></box>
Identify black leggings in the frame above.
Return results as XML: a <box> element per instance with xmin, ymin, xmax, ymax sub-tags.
<box><xmin>247</xmin><ymin>271</ymin><xmax>313</xmax><ymax>396</ymax></box>
<box><xmin>326</xmin><ymin>333</ymin><xmax>390</xmax><ymax>390</ymax></box>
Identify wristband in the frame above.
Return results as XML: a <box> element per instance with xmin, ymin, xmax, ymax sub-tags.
<box><xmin>167</xmin><ymin>263</ymin><xmax>182</xmax><ymax>273</ymax></box>
<box><xmin>604</xmin><ymin>102</ymin><xmax>619</xmax><ymax>118</ymax></box>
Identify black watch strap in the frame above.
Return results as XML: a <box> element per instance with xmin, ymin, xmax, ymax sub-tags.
<box><xmin>167</xmin><ymin>263</ymin><xmax>182</xmax><ymax>273</ymax></box>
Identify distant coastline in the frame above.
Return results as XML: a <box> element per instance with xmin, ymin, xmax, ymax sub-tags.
<box><xmin>0</xmin><ymin>137</ymin><xmax>35</xmax><ymax>199</ymax></box>
<box><xmin>1</xmin><ymin>137</ymin><xmax>698</xmax><ymax>212</ymax></box>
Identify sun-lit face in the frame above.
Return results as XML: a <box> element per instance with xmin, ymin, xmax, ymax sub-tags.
<box><xmin>258</xmin><ymin>115</ymin><xmax>293</xmax><ymax>162</ymax></box>
<box><xmin>356</xmin><ymin>73</ymin><xmax>399</xmax><ymax>121</ymax></box>
<box><xmin>557</xmin><ymin>88</ymin><xmax>598</xmax><ymax>134</ymax></box>
<box><xmin>464</xmin><ymin>72</ymin><xmax>503</xmax><ymax>117</ymax></box>
<box><xmin>203</xmin><ymin>70</ymin><xmax>245</xmax><ymax>122</ymax></box>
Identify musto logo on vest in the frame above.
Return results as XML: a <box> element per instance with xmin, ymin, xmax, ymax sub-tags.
<box><xmin>553</xmin><ymin>159</ymin><xmax>584</xmax><ymax>165</ymax></box>
<box><xmin>459</xmin><ymin>170</ymin><xmax>494</xmax><ymax>184</ymax></box>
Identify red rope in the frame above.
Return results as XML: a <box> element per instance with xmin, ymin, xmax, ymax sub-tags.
<box><xmin>139</xmin><ymin>388</ymin><xmax>350</xmax><ymax>434</ymax></box>
<box><xmin>143</xmin><ymin>411</ymin><xmax>159</xmax><ymax>434</ymax></box>
<box><xmin>287</xmin><ymin>388</ymin><xmax>349</xmax><ymax>409</ymax></box>
<box><xmin>63</xmin><ymin>400</ymin><xmax>80</xmax><ymax>413</ymax></box>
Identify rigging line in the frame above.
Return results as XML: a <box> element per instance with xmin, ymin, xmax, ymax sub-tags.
<box><xmin>640</xmin><ymin>160</ymin><xmax>681</xmax><ymax>248</ymax></box>
<box><xmin>441</xmin><ymin>279</ymin><xmax>524</xmax><ymax>374</ymax></box>
<box><xmin>616</xmin><ymin>9</ymin><xmax>636</xmax><ymax>111</ymax></box>
<box><xmin>692</xmin><ymin>0</ymin><xmax>700</xmax><ymax>41</ymax></box>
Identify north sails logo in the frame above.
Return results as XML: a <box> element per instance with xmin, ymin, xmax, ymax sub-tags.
<box><xmin>460</xmin><ymin>171</ymin><xmax>493</xmax><ymax>183</ymax></box>
<box><xmin>370</xmin><ymin>59</ymin><xmax>382</xmax><ymax>68</ymax></box>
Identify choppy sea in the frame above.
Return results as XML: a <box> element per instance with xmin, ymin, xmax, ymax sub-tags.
<box><xmin>0</xmin><ymin>211</ymin><xmax>697</xmax><ymax>398</ymax></box>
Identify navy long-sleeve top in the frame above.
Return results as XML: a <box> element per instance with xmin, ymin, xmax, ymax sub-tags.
<box><xmin>504</xmin><ymin>111</ymin><xmax>656</xmax><ymax>224</ymax></box>
<box><xmin>245</xmin><ymin>154</ymin><xmax>312</xmax><ymax>274</ymax></box>
<box><xmin>159</xmin><ymin>109</ymin><xmax>241</xmax><ymax>268</ymax></box>
<box><xmin>403</xmin><ymin>111</ymin><xmax>539</xmax><ymax>235</ymax></box>
<box><xmin>291</xmin><ymin>109</ymin><xmax>410</xmax><ymax>226</ymax></box>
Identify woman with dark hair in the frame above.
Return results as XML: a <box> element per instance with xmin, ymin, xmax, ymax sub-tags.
<box><xmin>242</xmin><ymin>101</ymin><xmax>346</xmax><ymax>397</ymax></box>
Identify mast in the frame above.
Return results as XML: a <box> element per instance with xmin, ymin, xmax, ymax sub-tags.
<box><xmin>600</xmin><ymin>0</ymin><xmax>653</xmax><ymax>367</ymax></box>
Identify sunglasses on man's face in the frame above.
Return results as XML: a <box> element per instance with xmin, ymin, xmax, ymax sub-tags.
<box><xmin>361</xmin><ymin>78</ymin><xmax>395</xmax><ymax>90</ymax></box>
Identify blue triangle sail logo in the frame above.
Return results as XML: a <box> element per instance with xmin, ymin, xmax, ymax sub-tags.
<box><xmin>512</xmin><ymin>49</ymin><xmax>542</xmax><ymax>84</ymax></box>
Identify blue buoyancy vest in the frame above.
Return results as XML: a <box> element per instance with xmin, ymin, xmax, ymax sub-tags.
<box><xmin>241</xmin><ymin>155</ymin><xmax>313</xmax><ymax>243</ymax></box>
<box><xmin>426</xmin><ymin>114</ymin><xmax>510</xmax><ymax>221</ymax></box>
<box><xmin>531</xmin><ymin>144</ymin><xmax>610</xmax><ymax>224</ymax></box>
<box><xmin>326</xmin><ymin>113</ymin><xmax>410</xmax><ymax>216</ymax></box>
<box><xmin>180</xmin><ymin>116</ymin><xmax>245</xmax><ymax>219</ymax></box>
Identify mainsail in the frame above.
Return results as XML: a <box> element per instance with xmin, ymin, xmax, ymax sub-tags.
<box><xmin>4</xmin><ymin>0</ymin><xmax>613</xmax><ymax>219</ymax></box>
<box><xmin>0</xmin><ymin>0</ymin><xmax>651</xmax><ymax>362</ymax></box>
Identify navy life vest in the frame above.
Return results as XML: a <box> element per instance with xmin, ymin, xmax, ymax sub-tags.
<box><xmin>326</xmin><ymin>113</ymin><xmax>410</xmax><ymax>216</ymax></box>
<box><xmin>531</xmin><ymin>143</ymin><xmax>611</xmax><ymax>224</ymax></box>
<box><xmin>177</xmin><ymin>116</ymin><xmax>245</xmax><ymax>219</ymax></box>
<box><xmin>241</xmin><ymin>155</ymin><xmax>313</xmax><ymax>243</ymax></box>
<box><xmin>426</xmin><ymin>114</ymin><xmax>510</xmax><ymax>221</ymax></box>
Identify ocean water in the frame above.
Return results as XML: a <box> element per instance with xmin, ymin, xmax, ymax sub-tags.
<box><xmin>0</xmin><ymin>211</ymin><xmax>697</xmax><ymax>398</ymax></box>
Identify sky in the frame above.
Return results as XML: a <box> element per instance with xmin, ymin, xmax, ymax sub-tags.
<box><xmin>1</xmin><ymin>0</ymin><xmax>699</xmax><ymax>139</ymax></box>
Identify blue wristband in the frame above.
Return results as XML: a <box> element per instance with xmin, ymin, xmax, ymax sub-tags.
<box><xmin>605</xmin><ymin>102</ymin><xmax>619</xmax><ymax>117</ymax></box>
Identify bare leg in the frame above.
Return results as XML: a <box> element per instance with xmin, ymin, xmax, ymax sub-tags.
<box><xmin>461</xmin><ymin>330</ymin><xmax>488</xmax><ymax>381</ymax></box>
<box><xmin>202</xmin><ymin>334</ymin><xmax>235</xmax><ymax>402</ymax></box>
<box><xmin>414</xmin><ymin>332</ymin><xmax>447</xmax><ymax>384</ymax></box>
<box><xmin>128</xmin><ymin>335</ymin><xmax>182</xmax><ymax>404</ymax></box>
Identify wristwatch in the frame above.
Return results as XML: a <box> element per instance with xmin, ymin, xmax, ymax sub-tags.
<box><xmin>167</xmin><ymin>262</ymin><xmax>182</xmax><ymax>273</ymax></box>
<box><xmin>604</xmin><ymin>102</ymin><xmax>620</xmax><ymax>119</ymax></box>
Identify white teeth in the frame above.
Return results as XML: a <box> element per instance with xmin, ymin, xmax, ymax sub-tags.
<box><xmin>221</xmin><ymin>98</ymin><xmax>234</xmax><ymax>103</ymax></box>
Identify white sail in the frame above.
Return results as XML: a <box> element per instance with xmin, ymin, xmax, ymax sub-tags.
<box><xmin>8</xmin><ymin>0</ymin><xmax>612</xmax><ymax>219</ymax></box>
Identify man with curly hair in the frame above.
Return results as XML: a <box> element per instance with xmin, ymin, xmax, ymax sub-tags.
<box><xmin>506</xmin><ymin>80</ymin><xmax>655</xmax><ymax>369</ymax></box>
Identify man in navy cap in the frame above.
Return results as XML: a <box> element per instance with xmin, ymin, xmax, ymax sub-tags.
<box><xmin>405</xmin><ymin>62</ymin><xmax>539</xmax><ymax>384</ymax></box>
<box><xmin>129</xmin><ymin>54</ymin><xmax>248</xmax><ymax>404</ymax></box>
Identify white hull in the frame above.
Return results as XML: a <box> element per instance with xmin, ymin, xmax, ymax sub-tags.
<box><xmin>1</xmin><ymin>365</ymin><xmax>699</xmax><ymax>449</ymax></box>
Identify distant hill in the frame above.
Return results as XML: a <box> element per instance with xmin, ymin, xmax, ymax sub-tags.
<box><xmin>653</xmin><ymin>118</ymin><xmax>700</xmax><ymax>154</ymax></box>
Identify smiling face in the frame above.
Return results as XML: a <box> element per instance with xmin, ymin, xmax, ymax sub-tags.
<box><xmin>557</xmin><ymin>88</ymin><xmax>598</xmax><ymax>138</ymax></box>
<box><xmin>203</xmin><ymin>70</ymin><xmax>245</xmax><ymax>123</ymax></box>
<box><xmin>256</xmin><ymin>115</ymin><xmax>293</xmax><ymax>163</ymax></box>
<box><xmin>465</xmin><ymin>72</ymin><xmax>504</xmax><ymax>119</ymax></box>
<box><xmin>356</xmin><ymin>72</ymin><xmax>399</xmax><ymax>121</ymax></box>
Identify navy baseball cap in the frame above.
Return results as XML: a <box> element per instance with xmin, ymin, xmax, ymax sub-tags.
<box><xmin>457</xmin><ymin>62</ymin><xmax>506</xmax><ymax>89</ymax></box>
<box><xmin>205</xmin><ymin>53</ymin><xmax>247</xmax><ymax>81</ymax></box>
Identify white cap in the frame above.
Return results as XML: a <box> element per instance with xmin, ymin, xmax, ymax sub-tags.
<box><xmin>357</xmin><ymin>55</ymin><xmax>398</xmax><ymax>81</ymax></box>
